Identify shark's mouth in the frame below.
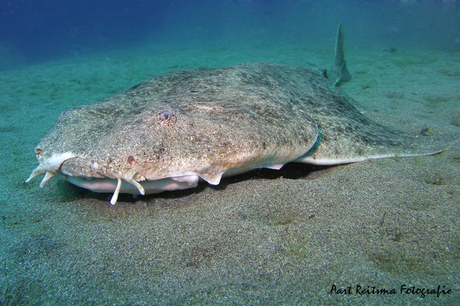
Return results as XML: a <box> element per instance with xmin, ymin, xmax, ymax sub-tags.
<box><xmin>65</xmin><ymin>175</ymin><xmax>200</xmax><ymax>204</ymax></box>
<box><xmin>26</xmin><ymin>152</ymin><xmax>202</xmax><ymax>205</ymax></box>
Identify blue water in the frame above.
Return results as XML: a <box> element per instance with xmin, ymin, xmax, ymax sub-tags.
<box><xmin>2</xmin><ymin>1</ymin><xmax>460</xmax><ymax>304</ymax></box>
<box><xmin>1</xmin><ymin>0</ymin><xmax>459</xmax><ymax>70</ymax></box>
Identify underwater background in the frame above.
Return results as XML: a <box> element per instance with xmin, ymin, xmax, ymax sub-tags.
<box><xmin>1</xmin><ymin>0</ymin><xmax>460</xmax><ymax>305</ymax></box>
<box><xmin>1</xmin><ymin>0</ymin><xmax>459</xmax><ymax>70</ymax></box>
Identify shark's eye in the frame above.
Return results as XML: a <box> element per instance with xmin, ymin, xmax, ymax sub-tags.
<box><xmin>128</xmin><ymin>155</ymin><xmax>135</xmax><ymax>166</ymax></box>
<box><xmin>35</xmin><ymin>149</ymin><xmax>43</xmax><ymax>159</ymax></box>
<box><xmin>160</xmin><ymin>111</ymin><xmax>170</xmax><ymax>120</ymax></box>
<box><xmin>158</xmin><ymin>111</ymin><xmax>177</xmax><ymax>126</ymax></box>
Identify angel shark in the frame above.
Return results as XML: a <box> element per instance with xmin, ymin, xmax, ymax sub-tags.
<box><xmin>26</xmin><ymin>24</ymin><xmax>454</xmax><ymax>205</ymax></box>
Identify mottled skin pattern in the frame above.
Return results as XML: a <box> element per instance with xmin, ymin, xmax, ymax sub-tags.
<box><xmin>35</xmin><ymin>63</ymin><xmax>322</xmax><ymax>186</ymax></box>
<box><xmin>28</xmin><ymin>62</ymin><xmax>452</xmax><ymax>203</ymax></box>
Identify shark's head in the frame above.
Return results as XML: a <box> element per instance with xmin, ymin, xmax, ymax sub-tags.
<box><xmin>25</xmin><ymin>100</ymin><xmax>235</xmax><ymax>204</ymax></box>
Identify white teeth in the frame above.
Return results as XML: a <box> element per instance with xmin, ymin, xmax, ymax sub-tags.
<box><xmin>110</xmin><ymin>178</ymin><xmax>122</xmax><ymax>205</ymax></box>
<box><xmin>39</xmin><ymin>171</ymin><xmax>55</xmax><ymax>188</ymax></box>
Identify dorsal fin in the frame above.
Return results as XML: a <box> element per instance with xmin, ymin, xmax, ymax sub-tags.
<box><xmin>329</xmin><ymin>23</ymin><xmax>352</xmax><ymax>87</ymax></box>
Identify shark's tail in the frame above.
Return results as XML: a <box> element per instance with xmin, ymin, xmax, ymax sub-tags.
<box><xmin>329</xmin><ymin>23</ymin><xmax>352</xmax><ymax>87</ymax></box>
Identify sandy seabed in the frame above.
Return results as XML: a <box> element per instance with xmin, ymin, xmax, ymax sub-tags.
<box><xmin>1</xmin><ymin>42</ymin><xmax>459</xmax><ymax>305</ymax></box>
